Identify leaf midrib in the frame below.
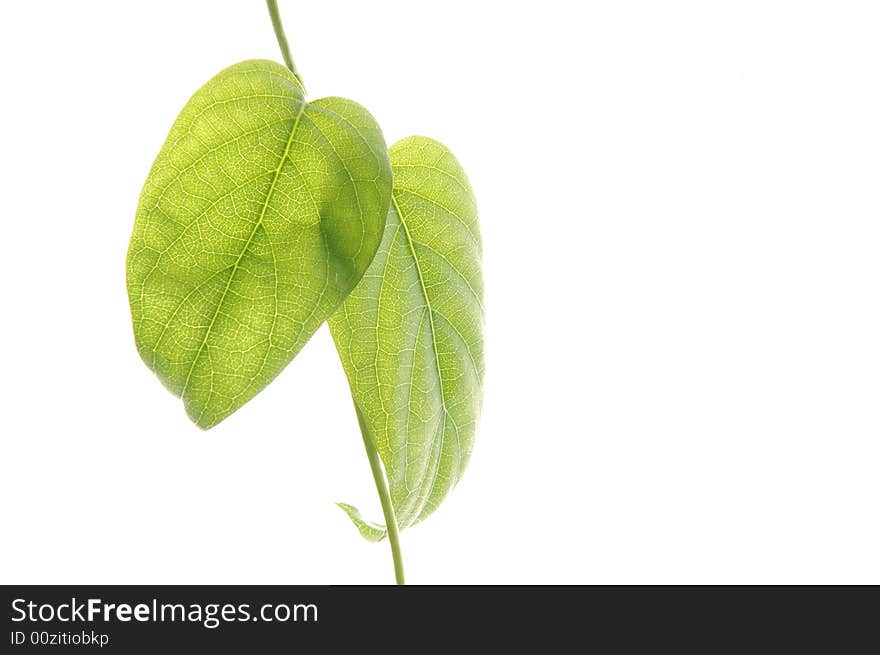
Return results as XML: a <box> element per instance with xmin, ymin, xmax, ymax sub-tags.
<box><xmin>390</xmin><ymin>194</ymin><xmax>457</xmax><ymax>518</ymax></box>
<box><xmin>181</xmin><ymin>100</ymin><xmax>308</xmax><ymax>416</ymax></box>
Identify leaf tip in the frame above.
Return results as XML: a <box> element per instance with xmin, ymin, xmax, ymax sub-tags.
<box><xmin>183</xmin><ymin>400</ymin><xmax>221</xmax><ymax>431</ymax></box>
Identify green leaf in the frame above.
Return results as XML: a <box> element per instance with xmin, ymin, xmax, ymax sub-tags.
<box><xmin>126</xmin><ymin>60</ymin><xmax>392</xmax><ymax>429</ymax></box>
<box><xmin>335</xmin><ymin>503</ymin><xmax>387</xmax><ymax>542</ymax></box>
<box><xmin>329</xmin><ymin>136</ymin><xmax>484</xmax><ymax>536</ymax></box>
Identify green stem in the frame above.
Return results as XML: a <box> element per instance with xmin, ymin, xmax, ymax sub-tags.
<box><xmin>356</xmin><ymin>406</ymin><xmax>406</xmax><ymax>585</ymax></box>
<box><xmin>265</xmin><ymin>0</ymin><xmax>304</xmax><ymax>89</ymax></box>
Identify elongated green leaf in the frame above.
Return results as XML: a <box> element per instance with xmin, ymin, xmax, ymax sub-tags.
<box><xmin>329</xmin><ymin>136</ymin><xmax>483</xmax><ymax>536</ymax></box>
<box><xmin>127</xmin><ymin>60</ymin><xmax>392</xmax><ymax>429</ymax></box>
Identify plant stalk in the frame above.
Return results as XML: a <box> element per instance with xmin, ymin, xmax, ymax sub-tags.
<box><xmin>267</xmin><ymin>0</ymin><xmax>401</xmax><ymax>585</ymax></box>
<box><xmin>265</xmin><ymin>0</ymin><xmax>304</xmax><ymax>89</ymax></box>
<box><xmin>356</xmin><ymin>406</ymin><xmax>406</xmax><ymax>585</ymax></box>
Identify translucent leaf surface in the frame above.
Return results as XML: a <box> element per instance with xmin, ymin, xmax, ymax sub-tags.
<box><xmin>127</xmin><ymin>60</ymin><xmax>392</xmax><ymax>428</ymax></box>
<box><xmin>330</xmin><ymin>136</ymin><xmax>483</xmax><ymax>535</ymax></box>
<box><xmin>336</xmin><ymin>503</ymin><xmax>387</xmax><ymax>542</ymax></box>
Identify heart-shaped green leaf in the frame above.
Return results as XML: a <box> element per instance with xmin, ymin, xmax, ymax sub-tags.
<box><xmin>127</xmin><ymin>60</ymin><xmax>392</xmax><ymax>429</ymax></box>
<box><xmin>330</xmin><ymin>136</ymin><xmax>483</xmax><ymax>536</ymax></box>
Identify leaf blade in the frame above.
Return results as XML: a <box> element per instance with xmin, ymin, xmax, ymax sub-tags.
<box><xmin>127</xmin><ymin>60</ymin><xmax>392</xmax><ymax>428</ymax></box>
<box><xmin>330</xmin><ymin>136</ymin><xmax>483</xmax><ymax>529</ymax></box>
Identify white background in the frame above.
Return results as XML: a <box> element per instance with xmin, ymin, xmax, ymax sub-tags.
<box><xmin>1</xmin><ymin>0</ymin><xmax>879</xmax><ymax>584</ymax></box>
